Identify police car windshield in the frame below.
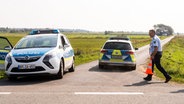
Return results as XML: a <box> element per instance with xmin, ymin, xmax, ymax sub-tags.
<box><xmin>14</xmin><ymin>35</ymin><xmax>58</xmax><ymax>49</ymax></box>
<box><xmin>103</xmin><ymin>42</ymin><xmax>132</xmax><ymax>50</ymax></box>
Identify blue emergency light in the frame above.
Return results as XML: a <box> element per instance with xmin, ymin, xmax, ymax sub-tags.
<box><xmin>29</xmin><ymin>29</ymin><xmax>60</xmax><ymax>35</ymax></box>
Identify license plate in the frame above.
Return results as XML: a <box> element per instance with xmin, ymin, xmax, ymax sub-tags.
<box><xmin>112</xmin><ymin>55</ymin><xmax>122</xmax><ymax>59</ymax></box>
<box><xmin>18</xmin><ymin>64</ymin><xmax>35</xmax><ymax>69</ymax></box>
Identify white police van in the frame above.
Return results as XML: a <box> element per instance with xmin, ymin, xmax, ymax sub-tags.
<box><xmin>2</xmin><ymin>29</ymin><xmax>75</xmax><ymax>80</ymax></box>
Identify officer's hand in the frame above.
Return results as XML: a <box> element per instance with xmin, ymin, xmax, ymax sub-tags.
<box><xmin>151</xmin><ymin>55</ymin><xmax>154</xmax><ymax>60</ymax></box>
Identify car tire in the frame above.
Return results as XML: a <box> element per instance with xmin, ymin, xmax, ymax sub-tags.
<box><xmin>69</xmin><ymin>60</ymin><xmax>75</xmax><ymax>72</ymax></box>
<box><xmin>8</xmin><ymin>76</ymin><xmax>17</xmax><ymax>81</ymax></box>
<box><xmin>99</xmin><ymin>64</ymin><xmax>104</xmax><ymax>69</ymax></box>
<box><xmin>131</xmin><ymin>65</ymin><xmax>136</xmax><ymax>70</ymax></box>
<box><xmin>56</xmin><ymin>60</ymin><xmax>64</xmax><ymax>79</ymax></box>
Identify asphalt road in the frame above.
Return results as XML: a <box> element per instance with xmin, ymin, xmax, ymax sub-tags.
<box><xmin>0</xmin><ymin>36</ymin><xmax>184</xmax><ymax>104</ymax></box>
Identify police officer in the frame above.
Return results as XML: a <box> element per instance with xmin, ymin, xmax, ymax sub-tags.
<box><xmin>143</xmin><ymin>29</ymin><xmax>172</xmax><ymax>83</ymax></box>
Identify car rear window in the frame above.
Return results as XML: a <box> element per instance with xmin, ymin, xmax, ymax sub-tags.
<box><xmin>103</xmin><ymin>42</ymin><xmax>132</xmax><ymax>50</ymax></box>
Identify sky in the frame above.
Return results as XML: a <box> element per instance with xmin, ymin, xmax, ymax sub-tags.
<box><xmin>0</xmin><ymin>0</ymin><xmax>184</xmax><ymax>32</ymax></box>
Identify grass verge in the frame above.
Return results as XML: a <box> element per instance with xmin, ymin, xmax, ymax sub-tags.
<box><xmin>0</xmin><ymin>60</ymin><xmax>4</xmax><ymax>64</ymax></box>
<box><xmin>0</xmin><ymin>70</ymin><xmax>5</xmax><ymax>79</ymax></box>
<box><xmin>155</xmin><ymin>35</ymin><xmax>184</xmax><ymax>83</ymax></box>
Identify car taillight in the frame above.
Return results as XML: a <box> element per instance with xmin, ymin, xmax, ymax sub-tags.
<box><xmin>126</xmin><ymin>51</ymin><xmax>134</xmax><ymax>54</ymax></box>
<box><xmin>100</xmin><ymin>49</ymin><xmax>108</xmax><ymax>53</ymax></box>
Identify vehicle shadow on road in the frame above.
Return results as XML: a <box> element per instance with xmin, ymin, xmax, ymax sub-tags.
<box><xmin>124</xmin><ymin>80</ymin><xmax>163</xmax><ymax>87</ymax></box>
<box><xmin>89</xmin><ymin>65</ymin><xmax>134</xmax><ymax>73</ymax></box>
<box><xmin>170</xmin><ymin>89</ymin><xmax>184</xmax><ymax>93</ymax></box>
<box><xmin>0</xmin><ymin>76</ymin><xmax>58</xmax><ymax>86</ymax></box>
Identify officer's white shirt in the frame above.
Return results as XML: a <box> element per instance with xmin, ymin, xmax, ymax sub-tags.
<box><xmin>149</xmin><ymin>35</ymin><xmax>162</xmax><ymax>54</ymax></box>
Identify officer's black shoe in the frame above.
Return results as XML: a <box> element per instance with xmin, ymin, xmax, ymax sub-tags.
<box><xmin>165</xmin><ymin>76</ymin><xmax>172</xmax><ymax>83</ymax></box>
<box><xmin>143</xmin><ymin>76</ymin><xmax>152</xmax><ymax>81</ymax></box>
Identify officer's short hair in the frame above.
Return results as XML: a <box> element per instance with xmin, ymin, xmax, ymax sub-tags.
<box><xmin>149</xmin><ymin>29</ymin><xmax>155</xmax><ymax>34</ymax></box>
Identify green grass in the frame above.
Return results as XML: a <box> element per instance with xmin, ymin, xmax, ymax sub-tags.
<box><xmin>0</xmin><ymin>33</ymin><xmax>25</xmax><ymax>46</ymax></box>
<box><xmin>0</xmin><ymin>70</ymin><xmax>5</xmax><ymax>79</ymax></box>
<box><xmin>0</xmin><ymin>60</ymin><xmax>5</xmax><ymax>79</ymax></box>
<box><xmin>0</xmin><ymin>60</ymin><xmax>4</xmax><ymax>64</ymax></box>
<box><xmin>130</xmin><ymin>35</ymin><xmax>151</xmax><ymax>48</ymax></box>
<box><xmin>69</xmin><ymin>38</ymin><xmax>107</xmax><ymax>65</ymax></box>
<box><xmin>155</xmin><ymin>35</ymin><xmax>184</xmax><ymax>83</ymax></box>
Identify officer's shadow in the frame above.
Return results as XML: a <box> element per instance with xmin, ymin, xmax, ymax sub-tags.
<box><xmin>170</xmin><ymin>89</ymin><xmax>184</xmax><ymax>93</ymax></box>
<box><xmin>124</xmin><ymin>80</ymin><xmax>163</xmax><ymax>87</ymax></box>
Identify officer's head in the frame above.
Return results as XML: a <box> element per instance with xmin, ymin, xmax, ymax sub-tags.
<box><xmin>149</xmin><ymin>29</ymin><xmax>155</xmax><ymax>38</ymax></box>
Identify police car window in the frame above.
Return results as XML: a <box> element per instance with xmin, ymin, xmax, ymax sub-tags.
<box><xmin>61</xmin><ymin>36</ymin><xmax>67</xmax><ymax>46</ymax></box>
<box><xmin>0</xmin><ymin>38</ymin><xmax>11</xmax><ymax>50</ymax></box>
<box><xmin>15</xmin><ymin>35</ymin><xmax>57</xmax><ymax>49</ymax></box>
<box><xmin>103</xmin><ymin>42</ymin><xmax>131</xmax><ymax>50</ymax></box>
<box><xmin>63</xmin><ymin>36</ymin><xmax>70</xmax><ymax>45</ymax></box>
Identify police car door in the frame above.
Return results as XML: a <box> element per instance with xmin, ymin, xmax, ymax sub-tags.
<box><xmin>0</xmin><ymin>36</ymin><xmax>13</xmax><ymax>65</ymax></box>
<box><xmin>61</xmin><ymin>36</ymin><xmax>72</xmax><ymax>69</ymax></box>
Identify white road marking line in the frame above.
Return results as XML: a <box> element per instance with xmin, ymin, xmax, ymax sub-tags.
<box><xmin>0</xmin><ymin>92</ymin><xmax>144</xmax><ymax>95</ymax></box>
<box><xmin>74</xmin><ymin>92</ymin><xmax>144</xmax><ymax>95</ymax></box>
<box><xmin>0</xmin><ymin>92</ymin><xmax>11</xmax><ymax>95</ymax></box>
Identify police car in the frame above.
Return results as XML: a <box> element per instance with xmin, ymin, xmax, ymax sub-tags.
<box><xmin>99</xmin><ymin>37</ymin><xmax>138</xmax><ymax>70</ymax></box>
<box><xmin>3</xmin><ymin>29</ymin><xmax>75</xmax><ymax>80</ymax></box>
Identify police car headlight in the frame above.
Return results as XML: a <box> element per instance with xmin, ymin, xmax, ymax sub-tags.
<box><xmin>5</xmin><ymin>54</ymin><xmax>12</xmax><ymax>70</ymax></box>
<box><xmin>43</xmin><ymin>52</ymin><xmax>56</xmax><ymax>69</ymax></box>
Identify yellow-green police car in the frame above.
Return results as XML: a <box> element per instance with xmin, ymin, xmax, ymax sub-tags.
<box><xmin>99</xmin><ymin>37</ymin><xmax>138</xmax><ymax>70</ymax></box>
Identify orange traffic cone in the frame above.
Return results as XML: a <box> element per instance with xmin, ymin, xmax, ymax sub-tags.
<box><xmin>145</xmin><ymin>58</ymin><xmax>153</xmax><ymax>75</ymax></box>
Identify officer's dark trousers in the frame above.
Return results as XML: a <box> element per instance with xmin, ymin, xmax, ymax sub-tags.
<box><xmin>150</xmin><ymin>52</ymin><xmax>170</xmax><ymax>78</ymax></box>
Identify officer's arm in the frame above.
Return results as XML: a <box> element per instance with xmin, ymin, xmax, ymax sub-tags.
<box><xmin>151</xmin><ymin>46</ymin><xmax>158</xmax><ymax>59</ymax></box>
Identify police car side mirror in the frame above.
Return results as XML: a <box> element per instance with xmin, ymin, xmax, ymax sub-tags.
<box><xmin>4</xmin><ymin>46</ymin><xmax>12</xmax><ymax>50</ymax></box>
<box><xmin>64</xmin><ymin>44</ymin><xmax>69</xmax><ymax>48</ymax></box>
<box><xmin>135</xmin><ymin>48</ymin><xmax>138</xmax><ymax>50</ymax></box>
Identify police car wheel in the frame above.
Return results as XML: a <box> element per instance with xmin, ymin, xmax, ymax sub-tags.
<box><xmin>68</xmin><ymin>60</ymin><xmax>75</xmax><ymax>72</ymax></box>
<box><xmin>56</xmin><ymin>60</ymin><xmax>64</xmax><ymax>79</ymax></box>
<box><xmin>8</xmin><ymin>76</ymin><xmax>17</xmax><ymax>81</ymax></box>
<box><xmin>99</xmin><ymin>64</ymin><xmax>104</xmax><ymax>69</ymax></box>
<box><xmin>131</xmin><ymin>65</ymin><xmax>136</xmax><ymax>70</ymax></box>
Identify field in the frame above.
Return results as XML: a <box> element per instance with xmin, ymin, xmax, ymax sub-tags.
<box><xmin>156</xmin><ymin>35</ymin><xmax>184</xmax><ymax>83</ymax></box>
<box><xmin>0</xmin><ymin>60</ymin><xmax>4</xmax><ymax>64</ymax></box>
<box><xmin>0</xmin><ymin>32</ymin><xmax>166</xmax><ymax>79</ymax></box>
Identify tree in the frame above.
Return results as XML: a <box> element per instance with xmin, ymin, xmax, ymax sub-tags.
<box><xmin>104</xmin><ymin>31</ymin><xmax>113</xmax><ymax>35</ymax></box>
<box><xmin>153</xmin><ymin>24</ymin><xmax>174</xmax><ymax>36</ymax></box>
